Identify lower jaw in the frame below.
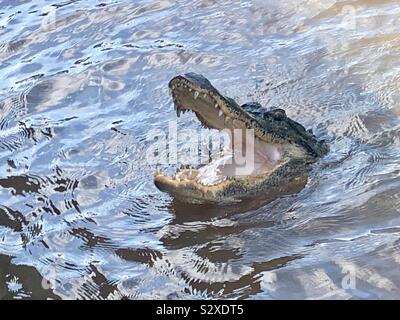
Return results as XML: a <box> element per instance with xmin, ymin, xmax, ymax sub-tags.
<box><xmin>154</xmin><ymin>169</ymin><xmax>278</xmax><ymax>204</ymax></box>
<box><xmin>154</xmin><ymin>175</ymin><xmax>309</xmax><ymax>206</ymax></box>
<box><xmin>154</xmin><ymin>173</ymin><xmax>234</xmax><ymax>201</ymax></box>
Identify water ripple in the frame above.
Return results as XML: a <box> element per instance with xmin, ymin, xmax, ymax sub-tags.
<box><xmin>0</xmin><ymin>0</ymin><xmax>399</xmax><ymax>299</ymax></box>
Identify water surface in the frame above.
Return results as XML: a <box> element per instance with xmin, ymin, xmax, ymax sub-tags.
<box><xmin>0</xmin><ymin>0</ymin><xmax>399</xmax><ymax>299</ymax></box>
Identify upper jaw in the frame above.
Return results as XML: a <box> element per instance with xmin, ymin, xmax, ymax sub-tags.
<box><xmin>168</xmin><ymin>74</ymin><xmax>295</xmax><ymax>165</ymax></box>
<box><xmin>168</xmin><ymin>74</ymin><xmax>327</xmax><ymax>161</ymax></box>
<box><xmin>169</xmin><ymin>75</ymin><xmax>250</xmax><ymax>132</ymax></box>
<box><xmin>169</xmin><ymin>75</ymin><xmax>300</xmax><ymax>152</ymax></box>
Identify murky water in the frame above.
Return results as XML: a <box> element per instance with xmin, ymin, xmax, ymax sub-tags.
<box><xmin>0</xmin><ymin>0</ymin><xmax>399</xmax><ymax>300</ymax></box>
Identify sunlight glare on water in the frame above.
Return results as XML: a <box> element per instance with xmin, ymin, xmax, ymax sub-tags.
<box><xmin>0</xmin><ymin>0</ymin><xmax>399</xmax><ymax>299</ymax></box>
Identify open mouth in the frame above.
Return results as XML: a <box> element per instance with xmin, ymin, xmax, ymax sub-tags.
<box><xmin>153</xmin><ymin>73</ymin><xmax>288</xmax><ymax>202</ymax></box>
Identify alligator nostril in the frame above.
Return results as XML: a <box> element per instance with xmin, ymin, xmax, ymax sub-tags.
<box><xmin>270</xmin><ymin>108</ymin><xmax>286</xmax><ymax>121</ymax></box>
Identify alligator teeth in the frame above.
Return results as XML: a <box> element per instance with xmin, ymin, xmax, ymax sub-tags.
<box><xmin>203</xmin><ymin>93</ymin><xmax>207</xmax><ymax>98</ymax></box>
<box><xmin>219</xmin><ymin>110</ymin><xmax>223</xmax><ymax>117</ymax></box>
<box><xmin>214</xmin><ymin>103</ymin><xmax>219</xmax><ymax>109</ymax></box>
<box><xmin>188</xmin><ymin>88</ymin><xmax>192</xmax><ymax>92</ymax></box>
<box><xmin>225</xmin><ymin>116</ymin><xmax>231</xmax><ymax>124</ymax></box>
<box><xmin>194</xmin><ymin>91</ymin><xmax>199</xmax><ymax>99</ymax></box>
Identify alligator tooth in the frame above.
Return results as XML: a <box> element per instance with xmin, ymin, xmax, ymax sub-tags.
<box><xmin>219</xmin><ymin>110</ymin><xmax>223</xmax><ymax>117</ymax></box>
<box><xmin>203</xmin><ymin>93</ymin><xmax>207</xmax><ymax>98</ymax></box>
<box><xmin>155</xmin><ymin>167</ymin><xmax>161</xmax><ymax>175</ymax></box>
<box><xmin>194</xmin><ymin>91</ymin><xmax>199</xmax><ymax>99</ymax></box>
<box><xmin>188</xmin><ymin>88</ymin><xmax>192</xmax><ymax>92</ymax></box>
<box><xmin>224</xmin><ymin>116</ymin><xmax>231</xmax><ymax>124</ymax></box>
<box><xmin>214</xmin><ymin>104</ymin><xmax>219</xmax><ymax>109</ymax></box>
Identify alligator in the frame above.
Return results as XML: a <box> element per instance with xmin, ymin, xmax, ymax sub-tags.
<box><xmin>154</xmin><ymin>73</ymin><xmax>328</xmax><ymax>204</ymax></box>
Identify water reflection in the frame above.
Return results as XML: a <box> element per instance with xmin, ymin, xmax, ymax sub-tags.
<box><xmin>0</xmin><ymin>0</ymin><xmax>399</xmax><ymax>299</ymax></box>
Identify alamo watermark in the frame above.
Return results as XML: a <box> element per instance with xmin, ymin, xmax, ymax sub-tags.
<box><xmin>341</xmin><ymin>262</ymin><xmax>356</xmax><ymax>290</ymax></box>
<box><xmin>144</xmin><ymin>120</ymin><xmax>255</xmax><ymax>176</ymax></box>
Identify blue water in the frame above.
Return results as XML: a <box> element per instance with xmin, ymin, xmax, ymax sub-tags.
<box><xmin>0</xmin><ymin>0</ymin><xmax>399</xmax><ymax>299</ymax></box>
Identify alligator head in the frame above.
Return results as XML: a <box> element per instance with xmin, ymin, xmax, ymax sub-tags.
<box><xmin>154</xmin><ymin>73</ymin><xmax>328</xmax><ymax>203</ymax></box>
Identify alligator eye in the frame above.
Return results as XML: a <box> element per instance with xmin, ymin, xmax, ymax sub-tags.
<box><xmin>270</xmin><ymin>108</ymin><xmax>286</xmax><ymax>121</ymax></box>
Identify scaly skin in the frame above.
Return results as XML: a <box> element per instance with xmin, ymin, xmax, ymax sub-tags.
<box><xmin>154</xmin><ymin>73</ymin><xmax>328</xmax><ymax>203</ymax></box>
